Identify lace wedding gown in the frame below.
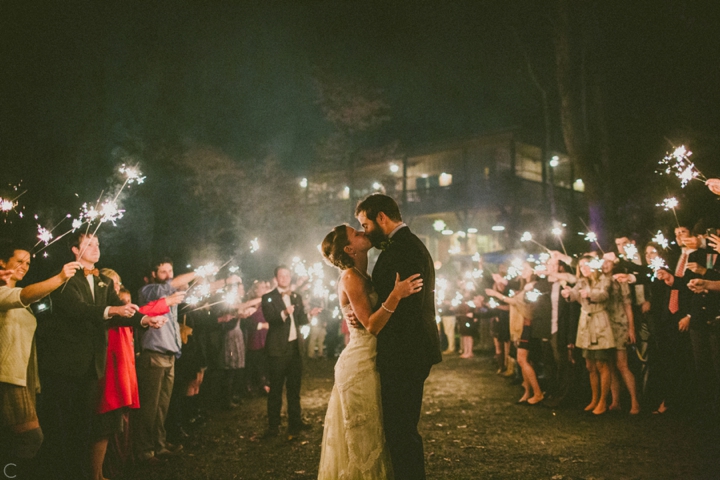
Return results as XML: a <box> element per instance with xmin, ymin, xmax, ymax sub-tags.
<box><xmin>317</xmin><ymin>291</ymin><xmax>394</xmax><ymax>480</ymax></box>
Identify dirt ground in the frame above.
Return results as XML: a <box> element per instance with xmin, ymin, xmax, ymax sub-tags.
<box><xmin>122</xmin><ymin>352</ymin><xmax>720</xmax><ymax>480</ymax></box>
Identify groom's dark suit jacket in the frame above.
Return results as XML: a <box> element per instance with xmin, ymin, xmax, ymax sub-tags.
<box><xmin>38</xmin><ymin>269</ymin><xmax>145</xmax><ymax>379</ymax></box>
<box><xmin>372</xmin><ymin>226</ymin><xmax>442</xmax><ymax>374</ymax></box>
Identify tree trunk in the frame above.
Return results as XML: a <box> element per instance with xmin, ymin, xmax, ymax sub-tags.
<box><xmin>554</xmin><ymin>0</ymin><xmax>606</xmax><ymax>239</ymax></box>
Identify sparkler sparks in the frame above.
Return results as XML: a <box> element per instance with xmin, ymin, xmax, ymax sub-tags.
<box><xmin>582</xmin><ymin>231</ymin><xmax>598</xmax><ymax>243</ymax></box>
<box><xmin>119</xmin><ymin>164</ymin><xmax>146</xmax><ymax>185</ymax></box>
<box><xmin>658</xmin><ymin>145</ymin><xmax>707</xmax><ymax>188</ymax></box>
<box><xmin>520</xmin><ymin>232</ymin><xmax>533</xmax><ymax>243</ymax></box>
<box><xmin>0</xmin><ymin>198</ymin><xmax>16</xmax><ymax>212</ymax></box>
<box><xmin>250</xmin><ymin>238</ymin><xmax>260</xmax><ymax>253</ymax></box>
<box><xmin>622</xmin><ymin>243</ymin><xmax>638</xmax><ymax>261</ymax></box>
<box><xmin>487</xmin><ymin>298</ymin><xmax>500</xmax><ymax>309</ymax></box>
<box><xmin>525</xmin><ymin>289</ymin><xmax>542</xmax><ymax>302</ymax></box>
<box><xmin>587</xmin><ymin>257</ymin><xmax>604</xmax><ymax>271</ymax></box>
<box><xmin>649</xmin><ymin>257</ymin><xmax>668</xmax><ymax>280</ymax></box>
<box><xmin>195</xmin><ymin>263</ymin><xmax>219</xmax><ymax>278</ymax></box>
<box><xmin>37</xmin><ymin>226</ymin><xmax>53</xmax><ymax>246</ymax></box>
<box><xmin>653</xmin><ymin>231</ymin><xmax>669</xmax><ymax>250</ymax></box>
<box><xmin>656</xmin><ymin>197</ymin><xmax>679</xmax><ymax>211</ymax></box>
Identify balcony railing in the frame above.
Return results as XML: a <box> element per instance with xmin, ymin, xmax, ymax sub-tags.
<box><xmin>305</xmin><ymin>176</ymin><xmax>583</xmax><ymax>226</ymax></box>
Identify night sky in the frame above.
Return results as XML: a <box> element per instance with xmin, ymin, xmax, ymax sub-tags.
<box><xmin>2</xmin><ymin>0</ymin><xmax>719</xmax><ymax>282</ymax></box>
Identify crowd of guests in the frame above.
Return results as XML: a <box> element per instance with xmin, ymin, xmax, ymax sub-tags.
<box><xmin>0</xmin><ymin>230</ymin><xmax>332</xmax><ymax>479</ymax></box>
<box><xmin>2</xmin><ymin>180</ymin><xmax>719</xmax><ymax>479</ymax></box>
<box><xmin>440</xmin><ymin>179</ymin><xmax>720</xmax><ymax>421</ymax></box>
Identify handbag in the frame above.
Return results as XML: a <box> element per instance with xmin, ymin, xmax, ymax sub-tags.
<box><xmin>179</xmin><ymin>314</ymin><xmax>193</xmax><ymax>344</ymax></box>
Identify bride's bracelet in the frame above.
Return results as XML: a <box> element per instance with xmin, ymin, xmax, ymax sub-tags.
<box><xmin>381</xmin><ymin>302</ymin><xmax>395</xmax><ymax>314</ymax></box>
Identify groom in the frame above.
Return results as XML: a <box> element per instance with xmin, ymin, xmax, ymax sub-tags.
<box><xmin>355</xmin><ymin>194</ymin><xmax>442</xmax><ymax>480</ymax></box>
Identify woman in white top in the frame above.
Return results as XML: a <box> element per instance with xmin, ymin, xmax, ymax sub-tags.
<box><xmin>0</xmin><ymin>239</ymin><xmax>80</xmax><ymax>465</ymax></box>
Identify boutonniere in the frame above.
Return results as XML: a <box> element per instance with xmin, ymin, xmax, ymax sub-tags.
<box><xmin>98</xmin><ymin>281</ymin><xmax>107</xmax><ymax>288</ymax></box>
<box><xmin>378</xmin><ymin>238</ymin><xmax>395</xmax><ymax>251</ymax></box>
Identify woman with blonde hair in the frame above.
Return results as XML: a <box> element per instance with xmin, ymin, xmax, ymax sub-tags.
<box><xmin>562</xmin><ymin>256</ymin><xmax>615</xmax><ymax>415</ymax></box>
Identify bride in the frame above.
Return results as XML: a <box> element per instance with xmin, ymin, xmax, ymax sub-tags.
<box><xmin>318</xmin><ymin>224</ymin><xmax>422</xmax><ymax>480</ymax></box>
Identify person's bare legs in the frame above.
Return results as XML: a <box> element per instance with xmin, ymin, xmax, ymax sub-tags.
<box><xmin>585</xmin><ymin>358</ymin><xmax>599</xmax><ymax>411</ymax></box>
<box><xmin>517</xmin><ymin>349</ymin><xmax>543</xmax><ymax>404</ymax></box>
<box><xmin>609</xmin><ymin>355</ymin><xmax>622</xmax><ymax>411</ymax></box>
<box><xmin>91</xmin><ymin>436</ymin><xmax>110</xmax><ymax>480</ymax></box>
<box><xmin>593</xmin><ymin>360</ymin><xmax>610</xmax><ymax>415</ymax></box>
<box><xmin>615</xmin><ymin>349</ymin><xmax>640</xmax><ymax>414</ymax></box>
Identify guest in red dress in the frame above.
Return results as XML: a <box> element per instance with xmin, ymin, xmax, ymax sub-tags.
<box><xmin>98</xmin><ymin>269</ymin><xmax>184</xmax><ymax>477</ymax></box>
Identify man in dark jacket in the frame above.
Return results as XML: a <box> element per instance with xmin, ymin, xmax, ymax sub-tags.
<box><xmin>355</xmin><ymin>194</ymin><xmax>442</xmax><ymax>480</ymax></box>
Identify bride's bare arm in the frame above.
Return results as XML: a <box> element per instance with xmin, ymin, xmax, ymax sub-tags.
<box><xmin>343</xmin><ymin>272</ymin><xmax>423</xmax><ymax>336</ymax></box>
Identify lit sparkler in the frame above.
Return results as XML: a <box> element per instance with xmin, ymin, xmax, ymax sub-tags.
<box><xmin>657</xmin><ymin>145</ymin><xmax>707</xmax><ymax>188</ymax></box>
<box><xmin>587</xmin><ymin>257</ymin><xmax>604</xmax><ymax>271</ymax></box>
<box><xmin>653</xmin><ymin>231</ymin><xmax>669</xmax><ymax>250</ymax></box>
<box><xmin>649</xmin><ymin>257</ymin><xmax>668</xmax><ymax>280</ymax></box>
<box><xmin>525</xmin><ymin>289</ymin><xmax>542</xmax><ymax>303</ymax></box>
<box><xmin>657</xmin><ymin>197</ymin><xmax>679</xmax><ymax>211</ymax></box>
<box><xmin>505</xmin><ymin>258</ymin><xmax>523</xmax><ymax>280</ymax></box>
<box><xmin>195</xmin><ymin>263</ymin><xmax>219</xmax><ymax>278</ymax></box>
<box><xmin>1</xmin><ymin>198</ymin><xmax>15</xmax><ymax>212</ymax></box>
<box><xmin>552</xmin><ymin>223</ymin><xmax>568</xmax><ymax>256</ymax></box>
<box><xmin>487</xmin><ymin>298</ymin><xmax>500</xmax><ymax>309</ymax></box>
<box><xmin>119</xmin><ymin>164</ymin><xmax>146</xmax><ymax>185</ymax></box>
<box><xmin>37</xmin><ymin>226</ymin><xmax>53</xmax><ymax>246</ymax></box>
<box><xmin>622</xmin><ymin>243</ymin><xmax>638</xmax><ymax>261</ymax></box>
<box><xmin>250</xmin><ymin>238</ymin><xmax>260</xmax><ymax>253</ymax></box>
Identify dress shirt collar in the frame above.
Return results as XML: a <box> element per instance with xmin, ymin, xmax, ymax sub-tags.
<box><xmin>388</xmin><ymin>223</ymin><xmax>407</xmax><ymax>239</ymax></box>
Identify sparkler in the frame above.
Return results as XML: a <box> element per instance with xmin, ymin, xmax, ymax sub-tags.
<box><xmin>1</xmin><ymin>198</ymin><xmax>16</xmax><ymax>212</ymax></box>
<box><xmin>653</xmin><ymin>231</ymin><xmax>669</xmax><ymax>250</ymax></box>
<box><xmin>37</xmin><ymin>225</ymin><xmax>53</xmax><ymax>246</ymax></box>
<box><xmin>194</xmin><ymin>263</ymin><xmax>219</xmax><ymax>278</ymax></box>
<box><xmin>578</xmin><ymin>217</ymin><xmax>605</xmax><ymax>254</ymax></box>
<box><xmin>657</xmin><ymin>145</ymin><xmax>707</xmax><ymax>188</ymax></box>
<box><xmin>551</xmin><ymin>223</ymin><xmax>568</xmax><ymax>256</ymax></box>
<box><xmin>525</xmin><ymin>289</ymin><xmax>542</xmax><ymax>303</ymax></box>
<box><xmin>519</xmin><ymin>231</ymin><xmax>551</xmax><ymax>252</ymax></box>
<box><xmin>250</xmin><ymin>238</ymin><xmax>260</xmax><ymax>253</ymax></box>
<box><xmin>118</xmin><ymin>164</ymin><xmax>146</xmax><ymax>185</ymax></box>
<box><xmin>487</xmin><ymin>298</ymin><xmax>500</xmax><ymax>309</ymax></box>
<box><xmin>0</xmin><ymin>187</ymin><xmax>27</xmax><ymax>221</ymax></box>
<box><xmin>622</xmin><ymin>243</ymin><xmax>639</xmax><ymax>261</ymax></box>
<box><xmin>505</xmin><ymin>258</ymin><xmax>524</xmax><ymax>280</ymax></box>
<box><xmin>587</xmin><ymin>257</ymin><xmax>604</xmax><ymax>271</ymax></box>
<box><xmin>656</xmin><ymin>196</ymin><xmax>680</xmax><ymax>227</ymax></box>
<box><xmin>649</xmin><ymin>257</ymin><xmax>668</xmax><ymax>281</ymax></box>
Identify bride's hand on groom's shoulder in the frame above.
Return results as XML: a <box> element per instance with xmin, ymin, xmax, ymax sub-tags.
<box><xmin>394</xmin><ymin>272</ymin><xmax>423</xmax><ymax>298</ymax></box>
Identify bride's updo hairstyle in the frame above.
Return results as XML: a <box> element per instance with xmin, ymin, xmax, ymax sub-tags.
<box><xmin>321</xmin><ymin>224</ymin><xmax>354</xmax><ymax>270</ymax></box>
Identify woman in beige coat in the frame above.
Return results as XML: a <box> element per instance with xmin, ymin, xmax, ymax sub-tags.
<box><xmin>562</xmin><ymin>256</ymin><xmax>614</xmax><ymax>415</ymax></box>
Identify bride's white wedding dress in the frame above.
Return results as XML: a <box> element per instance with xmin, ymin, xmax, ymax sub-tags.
<box><xmin>317</xmin><ymin>291</ymin><xmax>394</xmax><ymax>480</ymax></box>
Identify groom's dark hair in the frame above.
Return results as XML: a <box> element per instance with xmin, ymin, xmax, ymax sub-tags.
<box><xmin>355</xmin><ymin>194</ymin><xmax>402</xmax><ymax>222</ymax></box>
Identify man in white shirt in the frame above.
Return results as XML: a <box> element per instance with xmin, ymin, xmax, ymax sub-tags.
<box><xmin>261</xmin><ymin>266</ymin><xmax>318</xmax><ymax>437</ymax></box>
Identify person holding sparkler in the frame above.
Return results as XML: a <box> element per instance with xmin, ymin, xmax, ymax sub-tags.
<box><xmin>600</xmin><ymin>258</ymin><xmax>641</xmax><ymax>415</ymax></box>
<box><xmin>653</xmin><ymin>225</ymin><xmax>700</xmax><ymax>416</ymax></box>
<box><xmin>561</xmin><ymin>256</ymin><xmax>614</xmax><ymax>415</ymax></box>
<box><xmin>134</xmin><ymin>258</ymin><xmax>236</xmax><ymax>463</ymax></box>
<box><xmin>485</xmin><ymin>261</ymin><xmax>545</xmax><ymax>406</ymax></box>
<box><xmin>0</xmin><ymin>239</ymin><xmax>82</xmax><ymax>476</ymax></box>
<box><xmin>36</xmin><ymin>232</ymin><xmax>166</xmax><ymax>480</ymax></box>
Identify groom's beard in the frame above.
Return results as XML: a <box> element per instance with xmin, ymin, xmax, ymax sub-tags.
<box><xmin>366</xmin><ymin>224</ymin><xmax>387</xmax><ymax>249</ymax></box>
